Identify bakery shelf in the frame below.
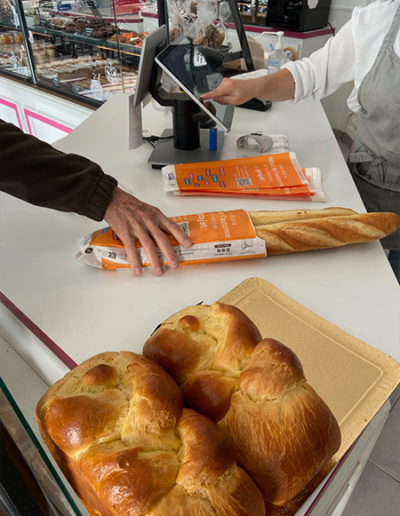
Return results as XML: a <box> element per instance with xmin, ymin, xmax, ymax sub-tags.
<box><xmin>0</xmin><ymin>0</ymin><xmax>146</xmax><ymax>106</ymax></box>
<box><xmin>25</xmin><ymin>24</ymin><xmax>143</xmax><ymax>56</ymax></box>
<box><xmin>0</xmin><ymin>0</ymin><xmax>266</xmax><ymax>110</ymax></box>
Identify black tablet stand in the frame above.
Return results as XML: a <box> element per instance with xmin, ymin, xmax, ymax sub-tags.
<box><xmin>147</xmin><ymin>50</ymin><xmax>225</xmax><ymax>169</ymax></box>
<box><xmin>151</xmin><ymin>87</ymin><xmax>212</xmax><ymax>151</ymax></box>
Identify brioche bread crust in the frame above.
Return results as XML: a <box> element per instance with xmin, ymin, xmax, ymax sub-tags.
<box><xmin>36</xmin><ymin>351</ymin><xmax>265</xmax><ymax>516</ymax></box>
<box><xmin>143</xmin><ymin>304</ymin><xmax>341</xmax><ymax>506</ymax></box>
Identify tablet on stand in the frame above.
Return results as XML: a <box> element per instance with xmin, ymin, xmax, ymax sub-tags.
<box><xmin>133</xmin><ymin>27</ymin><xmax>234</xmax><ymax>168</ymax></box>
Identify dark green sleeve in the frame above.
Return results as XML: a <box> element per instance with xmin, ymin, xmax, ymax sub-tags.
<box><xmin>0</xmin><ymin>119</ymin><xmax>118</xmax><ymax>221</ymax></box>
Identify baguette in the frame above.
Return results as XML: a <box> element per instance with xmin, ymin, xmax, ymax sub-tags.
<box><xmin>252</xmin><ymin>212</ymin><xmax>400</xmax><ymax>255</ymax></box>
<box><xmin>248</xmin><ymin>207</ymin><xmax>358</xmax><ymax>226</ymax></box>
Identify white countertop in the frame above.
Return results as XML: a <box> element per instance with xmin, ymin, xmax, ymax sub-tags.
<box><xmin>1</xmin><ymin>93</ymin><xmax>399</xmax><ymax>379</ymax></box>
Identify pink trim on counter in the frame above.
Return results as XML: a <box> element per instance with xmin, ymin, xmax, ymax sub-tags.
<box><xmin>23</xmin><ymin>109</ymin><xmax>73</xmax><ymax>136</ymax></box>
<box><xmin>303</xmin><ymin>443</ymin><xmax>355</xmax><ymax>515</ymax></box>
<box><xmin>0</xmin><ymin>292</ymin><xmax>77</xmax><ymax>370</ymax></box>
<box><xmin>0</xmin><ymin>98</ymin><xmax>23</xmax><ymax>130</ymax></box>
<box><xmin>141</xmin><ymin>11</ymin><xmax>158</xmax><ymax>19</ymax></box>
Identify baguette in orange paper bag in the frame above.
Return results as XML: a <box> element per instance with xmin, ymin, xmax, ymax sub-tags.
<box><xmin>76</xmin><ymin>210</ymin><xmax>266</xmax><ymax>270</ymax></box>
<box><xmin>76</xmin><ymin>209</ymin><xmax>400</xmax><ymax>271</ymax></box>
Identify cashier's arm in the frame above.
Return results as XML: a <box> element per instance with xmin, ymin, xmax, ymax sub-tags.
<box><xmin>104</xmin><ymin>187</ymin><xmax>192</xmax><ymax>276</ymax></box>
<box><xmin>201</xmin><ymin>69</ymin><xmax>295</xmax><ymax>105</ymax></box>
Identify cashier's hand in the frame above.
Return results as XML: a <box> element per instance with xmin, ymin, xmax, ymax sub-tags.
<box><xmin>103</xmin><ymin>187</ymin><xmax>192</xmax><ymax>276</ymax></box>
<box><xmin>202</xmin><ymin>78</ymin><xmax>255</xmax><ymax>106</ymax></box>
<box><xmin>202</xmin><ymin>70</ymin><xmax>295</xmax><ymax>104</ymax></box>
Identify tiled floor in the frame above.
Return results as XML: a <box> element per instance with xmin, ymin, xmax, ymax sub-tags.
<box><xmin>341</xmin><ymin>389</ymin><xmax>400</xmax><ymax>515</ymax></box>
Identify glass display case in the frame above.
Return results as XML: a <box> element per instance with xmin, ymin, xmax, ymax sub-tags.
<box><xmin>0</xmin><ymin>0</ymin><xmax>257</xmax><ymax>109</ymax></box>
<box><xmin>0</xmin><ymin>0</ymin><xmax>33</xmax><ymax>80</ymax></box>
<box><xmin>236</xmin><ymin>0</ymin><xmax>252</xmax><ymax>24</ymax></box>
<box><xmin>254</xmin><ymin>0</ymin><xmax>268</xmax><ymax>25</ymax></box>
<box><xmin>235</xmin><ymin>0</ymin><xmax>269</xmax><ymax>26</ymax></box>
<box><xmin>0</xmin><ymin>0</ymin><xmax>146</xmax><ymax>106</ymax></box>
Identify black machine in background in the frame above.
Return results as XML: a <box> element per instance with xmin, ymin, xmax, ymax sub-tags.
<box><xmin>237</xmin><ymin>0</ymin><xmax>332</xmax><ymax>32</ymax></box>
<box><xmin>266</xmin><ymin>0</ymin><xmax>332</xmax><ymax>32</ymax></box>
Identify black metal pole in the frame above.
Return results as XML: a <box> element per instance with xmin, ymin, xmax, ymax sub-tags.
<box><xmin>228</xmin><ymin>0</ymin><xmax>255</xmax><ymax>72</ymax></box>
<box><xmin>14</xmin><ymin>0</ymin><xmax>37</xmax><ymax>84</ymax></box>
<box><xmin>157</xmin><ymin>0</ymin><xmax>169</xmax><ymax>33</ymax></box>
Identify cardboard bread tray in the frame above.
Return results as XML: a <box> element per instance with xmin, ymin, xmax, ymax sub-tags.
<box><xmin>219</xmin><ymin>278</ymin><xmax>400</xmax><ymax>462</ymax></box>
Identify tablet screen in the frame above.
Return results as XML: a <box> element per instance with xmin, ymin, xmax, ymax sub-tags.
<box><xmin>155</xmin><ymin>35</ymin><xmax>234</xmax><ymax>132</ymax></box>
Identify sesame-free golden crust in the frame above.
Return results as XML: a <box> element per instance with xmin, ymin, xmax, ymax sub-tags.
<box><xmin>252</xmin><ymin>212</ymin><xmax>400</xmax><ymax>255</ymax></box>
<box><xmin>36</xmin><ymin>351</ymin><xmax>265</xmax><ymax>516</ymax></box>
<box><xmin>143</xmin><ymin>304</ymin><xmax>341</xmax><ymax>506</ymax></box>
<box><xmin>248</xmin><ymin>207</ymin><xmax>357</xmax><ymax>226</ymax></box>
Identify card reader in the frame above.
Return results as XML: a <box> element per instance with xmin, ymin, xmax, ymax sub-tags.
<box><xmin>239</xmin><ymin>98</ymin><xmax>272</xmax><ymax>112</ymax></box>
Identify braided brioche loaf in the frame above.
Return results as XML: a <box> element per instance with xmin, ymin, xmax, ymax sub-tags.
<box><xmin>143</xmin><ymin>303</ymin><xmax>341</xmax><ymax>507</ymax></box>
<box><xmin>36</xmin><ymin>351</ymin><xmax>265</xmax><ymax>516</ymax></box>
<box><xmin>248</xmin><ymin>208</ymin><xmax>400</xmax><ymax>255</ymax></box>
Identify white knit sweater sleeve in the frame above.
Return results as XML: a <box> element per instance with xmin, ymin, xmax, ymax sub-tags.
<box><xmin>282</xmin><ymin>20</ymin><xmax>355</xmax><ymax>103</ymax></box>
<box><xmin>281</xmin><ymin>0</ymin><xmax>400</xmax><ymax>112</ymax></box>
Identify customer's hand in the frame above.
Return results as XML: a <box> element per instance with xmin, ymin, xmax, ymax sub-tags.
<box><xmin>103</xmin><ymin>187</ymin><xmax>192</xmax><ymax>276</ymax></box>
<box><xmin>202</xmin><ymin>78</ymin><xmax>254</xmax><ymax>106</ymax></box>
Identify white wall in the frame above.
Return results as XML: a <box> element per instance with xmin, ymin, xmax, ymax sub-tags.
<box><xmin>328</xmin><ymin>0</ymin><xmax>372</xmax><ymax>32</ymax></box>
<box><xmin>0</xmin><ymin>76</ymin><xmax>93</xmax><ymax>143</ymax></box>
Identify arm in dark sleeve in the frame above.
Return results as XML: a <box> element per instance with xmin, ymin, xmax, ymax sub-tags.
<box><xmin>0</xmin><ymin>119</ymin><xmax>118</xmax><ymax>221</ymax></box>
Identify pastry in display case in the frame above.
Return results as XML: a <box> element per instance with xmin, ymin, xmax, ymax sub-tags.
<box><xmin>0</xmin><ymin>0</ymin><xmax>256</xmax><ymax>106</ymax></box>
<box><xmin>0</xmin><ymin>0</ymin><xmax>149</xmax><ymax>105</ymax></box>
<box><xmin>0</xmin><ymin>0</ymin><xmax>32</xmax><ymax>78</ymax></box>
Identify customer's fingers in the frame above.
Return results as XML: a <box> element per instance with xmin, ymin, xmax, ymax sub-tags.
<box><xmin>133</xmin><ymin>229</ymin><xmax>165</xmax><ymax>276</ymax></box>
<box><xmin>123</xmin><ymin>241</ymin><xmax>144</xmax><ymax>276</ymax></box>
<box><xmin>159</xmin><ymin>217</ymin><xmax>192</xmax><ymax>248</ymax></box>
<box><xmin>103</xmin><ymin>187</ymin><xmax>192</xmax><ymax>276</ymax></box>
